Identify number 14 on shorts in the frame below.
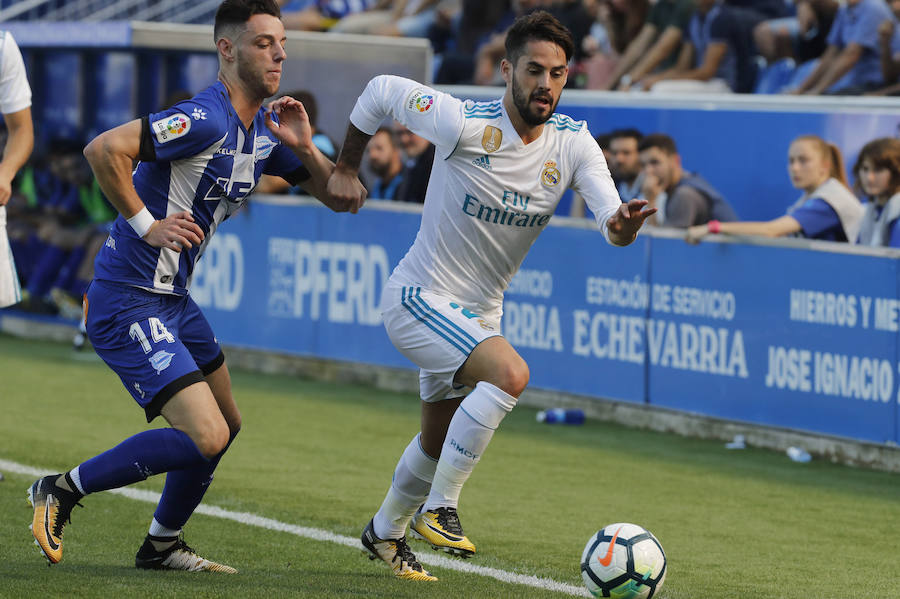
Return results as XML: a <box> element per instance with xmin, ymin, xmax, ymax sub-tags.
<box><xmin>128</xmin><ymin>317</ymin><xmax>175</xmax><ymax>353</ymax></box>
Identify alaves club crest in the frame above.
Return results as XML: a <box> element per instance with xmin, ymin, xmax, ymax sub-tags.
<box><xmin>481</xmin><ymin>126</ymin><xmax>502</xmax><ymax>153</ymax></box>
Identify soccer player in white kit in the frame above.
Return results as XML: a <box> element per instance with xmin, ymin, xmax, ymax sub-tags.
<box><xmin>328</xmin><ymin>11</ymin><xmax>655</xmax><ymax>581</ymax></box>
<box><xmin>0</xmin><ymin>30</ymin><xmax>34</xmax><ymax>309</ymax></box>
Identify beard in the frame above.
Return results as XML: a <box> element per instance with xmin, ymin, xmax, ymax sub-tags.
<box><xmin>369</xmin><ymin>159</ymin><xmax>391</xmax><ymax>178</ymax></box>
<box><xmin>511</xmin><ymin>72</ymin><xmax>557</xmax><ymax>127</ymax></box>
<box><xmin>237</xmin><ymin>54</ymin><xmax>279</xmax><ymax>101</ymax></box>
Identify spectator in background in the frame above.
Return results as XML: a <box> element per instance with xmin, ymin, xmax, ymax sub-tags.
<box><xmin>256</xmin><ymin>89</ymin><xmax>337</xmax><ymax>194</ymax></box>
<box><xmin>0</xmin><ymin>30</ymin><xmax>34</xmax><ymax>310</ymax></box>
<box><xmin>639</xmin><ymin>133</ymin><xmax>737</xmax><ymax>227</ymax></box>
<box><xmin>471</xmin><ymin>1</ymin><xmax>556</xmax><ymax>86</ymax></box>
<box><xmin>608</xmin><ymin>128</ymin><xmax>644</xmax><ymax>201</ymax></box>
<box><xmin>279</xmin><ymin>0</ymin><xmax>375</xmax><ymax>31</ymax></box>
<box><xmin>754</xmin><ymin>0</ymin><xmax>838</xmax><ymax>66</ymax></box>
<box><xmin>394</xmin><ymin>122</ymin><xmax>433</xmax><ymax>203</ymax></box>
<box><xmin>727</xmin><ymin>0</ymin><xmax>791</xmax><ymax>19</ymax></box>
<box><xmin>366</xmin><ymin>127</ymin><xmax>406</xmax><ymax>201</ymax></box>
<box><xmin>641</xmin><ymin>0</ymin><xmax>767</xmax><ymax>93</ymax></box>
<box><xmin>570</xmin><ymin>131</ymin><xmax>615</xmax><ymax>218</ymax></box>
<box><xmin>686</xmin><ymin>135</ymin><xmax>862</xmax><ymax>243</ymax></box>
<box><xmin>791</xmin><ymin>0</ymin><xmax>893</xmax><ymax>95</ymax></box>
<box><xmin>601</xmin><ymin>0</ymin><xmax>695</xmax><ymax>91</ymax></box>
<box><xmin>855</xmin><ymin>137</ymin><xmax>900</xmax><ymax>247</ymax></box>
<box><xmin>580</xmin><ymin>0</ymin><xmax>650</xmax><ymax>89</ymax></box>
<box><xmin>329</xmin><ymin>0</ymin><xmax>440</xmax><ymax>37</ymax></box>
<box><xmin>432</xmin><ymin>0</ymin><xmax>512</xmax><ymax>84</ymax></box>
<box><xmin>871</xmin><ymin>0</ymin><xmax>900</xmax><ymax>95</ymax></box>
<box><xmin>18</xmin><ymin>140</ymin><xmax>113</xmax><ymax>316</ymax></box>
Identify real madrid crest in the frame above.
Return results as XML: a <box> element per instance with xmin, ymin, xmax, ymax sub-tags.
<box><xmin>541</xmin><ymin>160</ymin><xmax>561</xmax><ymax>187</ymax></box>
<box><xmin>481</xmin><ymin>126</ymin><xmax>502</xmax><ymax>154</ymax></box>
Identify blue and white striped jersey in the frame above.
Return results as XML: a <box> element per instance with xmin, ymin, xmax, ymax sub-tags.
<box><xmin>94</xmin><ymin>81</ymin><xmax>309</xmax><ymax>295</ymax></box>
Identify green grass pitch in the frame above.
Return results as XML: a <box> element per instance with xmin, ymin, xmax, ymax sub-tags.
<box><xmin>1</xmin><ymin>334</ymin><xmax>899</xmax><ymax>599</ymax></box>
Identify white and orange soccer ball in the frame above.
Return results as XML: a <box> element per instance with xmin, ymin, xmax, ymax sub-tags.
<box><xmin>580</xmin><ymin>523</ymin><xmax>667</xmax><ymax>599</ymax></box>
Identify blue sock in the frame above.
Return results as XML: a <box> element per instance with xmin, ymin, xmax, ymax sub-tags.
<box><xmin>153</xmin><ymin>430</ymin><xmax>239</xmax><ymax>530</ymax></box>
<box><xmin>78</xmin><ymin>428</ymin><xmax>208</xmax><ymax>495</ymax></box>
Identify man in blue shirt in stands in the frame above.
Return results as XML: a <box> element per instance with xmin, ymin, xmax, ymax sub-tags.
<box><xmin>26</xmin><ymin>0</ymin><xmax>364</xmax><ymax>572</ymax></box>
<box><xmin>793</xmin><ymin>0</ymin><xmax>894</xmax><ymax>94</ymax></box>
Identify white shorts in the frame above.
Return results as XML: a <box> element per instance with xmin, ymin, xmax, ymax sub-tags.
<box><xmin>0</xmin><ymin>208</ymin><xmax>21</xmax><ymax>308</ymax></box>
<box><xmin>381</xmin><ymin>282</ymin><xmax>502</xmax><ymax>402</ymax></box>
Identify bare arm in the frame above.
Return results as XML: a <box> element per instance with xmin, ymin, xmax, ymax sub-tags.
<box><xmin>604</xmin><ymin>24</ymin><xmax>657</xmax><ymax>90</ymax></box>
<box><xmin>805</xmin><ymin>43</ymin><xmax>863</xmax><ymax>95</ymax></box>
<box><xmin>0</xmin><ymin>106</ymin><xmax>32</xmax><ymax>206</ymax></box>
<box><xmin>83</xmin><ymin>119</ymin><xmax>203</xmax><ymax>251</ymax></box>
<box><xmin>326</xmin><ymin>123</ymin><xmax>371</xmax><ymax>203</ymax></box>
<box><xmin>878</xmin><ymin>20</ymin><xmax>900</xmax><ymax>84</ymax></box>
<box><xmin>685</xmin><ymin>215</ymin><xmax>802</xmax><ymax>243</ymax></box>
<box><xmin>626</xmin><ymin>26</ymin><xmax>685</xmax><ymax>86</ymax></box>
<box><xmin>793</xmin><ymin>44</ymin><xmax>839</xmax><ymax>93</ymax></box>
<box><xmin>672</xmin><ymin>42</ymin><xmax>728</xmax><ymax>82</ymax></box>
<box><xmin>639</xmin><ymin>42</ymin><xmax>694</xmax><ymax>89</ymax></box>
<box><xmin>264</xmin><ymin>96</ymin><xmax>365</xmax><ymax>212</ymax></box>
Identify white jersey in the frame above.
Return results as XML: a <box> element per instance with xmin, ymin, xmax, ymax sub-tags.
<box><xmin>350</xmin><ymin>75</ymin><xmax>621</xmax><ymax>317</ymax></box>
<box><xmin>0</xmin><ymin>31</ymin><xmax>31</xmax><ymax>115</ymax></box>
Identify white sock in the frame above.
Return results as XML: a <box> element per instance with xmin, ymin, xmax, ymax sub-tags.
<box><xmin>148</xmin><ymin>517</ymin><xmax>182</xmax><ymax>538</ymax></box>
<box><xmin>68</xmin><ymin>466</ymin><xmax>86</xmax><ymax>495</ymax></box>
<box><xmin>424</xmin><ymin>381</ymin><xmax>516</xmax><ymax>511</ymax></box>
<box><xmin>372</xmin><ymin>434</ymin><xmax>437</xmax><ymax>540</ymax></box>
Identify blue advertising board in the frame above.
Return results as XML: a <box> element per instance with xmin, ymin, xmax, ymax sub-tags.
<box><xmin>193</xmin><ymin>199</ymin><xmax>900</xmax><ymax>445</ymax></box>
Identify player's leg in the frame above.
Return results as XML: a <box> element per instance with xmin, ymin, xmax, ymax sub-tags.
<box><xmin>136</xmin><ymin>296</ymin><xmax>240</xmax><ymax>572</ymax></box>
<box><xmin>28</xmin><ymin>283</ymin><xmax>225</xmax><ymax>565</ymax></box>
<box><xmin>132</xmin><ymin>372</ymin><xmax>237</xmax><ymax>573</ymax></box>
<box><xmin>412</xmin><ymin>336</ymin><xmax>527</xmax><ymax>556</ymax></box>
<box><xmin>367</xmin><ymin>286</ymin><xmax>502</xmax><ymax>569</ymax></box>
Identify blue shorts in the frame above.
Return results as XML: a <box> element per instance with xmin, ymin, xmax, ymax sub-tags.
<box><xmin>85</xmin><ymin>280</ymin><xmax>224</xmax><ymax>422</ymax></box>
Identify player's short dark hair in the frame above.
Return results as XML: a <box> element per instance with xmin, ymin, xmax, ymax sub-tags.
<box><xmin>609</xmin><ymin>128</ymin><xmax>643</xmax><ymax>145</ymax></box>
<box><xmin>287</xmin><ymin>90</ymin><xmax>318</xmax><ymax>127</ymax></box>
<box><xmin>638</xmin><ymin>133</ymin><xmax>678</xmax><ymax>156</ymax></box>
<box><xmin>505</xmin><ymin>10</ymin><xmax>575</xmax><ymax>67</ymax></box>
<box><xmin>214</xmin><ymin>0</ymin><xmax>281</xmax><ymax>41</ymax></box>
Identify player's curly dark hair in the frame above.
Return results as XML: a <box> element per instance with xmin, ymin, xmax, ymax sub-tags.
<box><xmin>214</xmin><ymin>0</ymin><xmax>281</xmax><ymax>41</ymax></box>
<box><xmin>504</xmin><ymin>10</ymin><xmax>574</xmax><ymax>67</ymax></box>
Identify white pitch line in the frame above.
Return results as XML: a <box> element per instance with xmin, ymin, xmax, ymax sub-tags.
<box><xmin>0</xmin><ymin>458</ymin><xmax>590</xmax><ymax>597</ymax></box>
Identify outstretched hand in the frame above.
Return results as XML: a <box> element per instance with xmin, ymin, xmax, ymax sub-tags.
<box><xmin>607</xmin><ymin>199</ymin><xmax>656</xmax><ymax>246</ymax></box>
<box><xmin>143</xmin><ymin>210</ymin><xmax>204</xmax><ymax>252</ymax></box>
<box><xmin>264</xmin><ymin>96</ymin><xmax>312</xmax><ymax>153</ymax></box>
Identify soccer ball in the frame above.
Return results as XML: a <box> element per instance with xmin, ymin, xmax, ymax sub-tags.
<box><xmin>580</xmin><ymin>523</ymin><xmax>667</xmax><ymax>599</ymax></box>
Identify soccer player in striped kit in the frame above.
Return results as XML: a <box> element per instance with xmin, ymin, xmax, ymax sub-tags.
<box><xmin>27</xmin><ymin>0</ymin><xmax>364</xmax><ymax>572</ymax></box>
<box><xmin>327</xmin><ymin>10</ymin><xmax>654</xmax><ymax>581</ymax></box>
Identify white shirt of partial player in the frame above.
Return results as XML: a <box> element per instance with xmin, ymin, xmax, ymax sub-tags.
<box><xmin>350</xmin><ymin>75</ymin><xmax>621</xmax><ymax>318</ymax></box>
<box><xmin>0</xmin><ymin>32</ymin><xmax>31</xmax><ymax>115</ymax></box>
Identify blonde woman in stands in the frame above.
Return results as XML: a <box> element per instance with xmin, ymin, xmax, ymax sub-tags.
<box><xmin>855</xmin><ymin>137</ymin><xmax>900</xmax><ymax>248</ymax></box>
<box><xmin>686</xmin><ymin>135</ymin><xmax>863</xmax><ymax>243</ymax></box>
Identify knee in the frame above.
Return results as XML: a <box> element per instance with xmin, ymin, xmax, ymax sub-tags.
<box><xmin>494</xmin><ymin>358</ymin><xmax>529</xmax><ymax>398</ymax></box>
<box><xmin>190</xmin><ymin>417</ymin><xmax>230</xmax><ymax>459</ymax></box>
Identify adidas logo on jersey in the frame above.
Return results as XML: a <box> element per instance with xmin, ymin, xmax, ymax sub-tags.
<box><xmin>472</xmin><ymin>155</ymin><xmax>492</xmax><ymax>171</ymax></box>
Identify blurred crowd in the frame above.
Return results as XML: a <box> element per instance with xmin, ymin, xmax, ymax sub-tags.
<box><xmin>589</xmin><ymin>127</ymin><xmax>900</xmax><ymax>247</ymax></box>
<box><xmin>276</xmin><ymin>0</ymin><xmax>900</xmax><ymax>96</ymax></box>
<box><xmin>7</xmin><ymin>0</ymin><xmax>900</xmax><ymax>321</ymax></box>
